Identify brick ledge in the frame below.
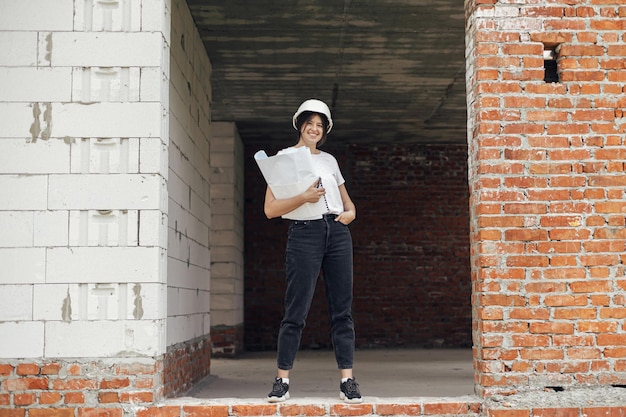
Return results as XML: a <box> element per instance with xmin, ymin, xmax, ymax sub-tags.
<box><xmin>137</xmin><ymin>397</ymin><xmax>483</xmax><ymax>416</ymax></box>
<box><xmin>135</xmin><ymin>398</ymin><xmax>626</xmax><ymax>417</ymax></box>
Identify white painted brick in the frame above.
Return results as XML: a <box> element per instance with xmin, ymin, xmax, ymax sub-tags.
<box><xmin>0</xmin><ymin>139</ymin><xmax>70</xmax><ymax>174</ymax></box>
<box><xmin>168</xmin><ymin>203</ymin><xmax>209</xmax><ymax>247</ymax></box>
<box><xmin>167</xmin><ymin>170</ymin><xmax>189</xmax><ymax>210</ymax></box>
<box><xmin>139</xmin><ymin>210</ymin><xmax>165</xmax><ymax>247</ymax></box>
<box><xmin>0</xmin><ymin>102</ymin><xmax>163</xmax><ymax>141</ymax></box>
<box><xmin>189</xmin><ymin>122</ymin><xmax>210</xmax><ymax>162</ymax></box>
<box><xmin>52</xmin><ymin>102</ymin><xmax>163</xmax><ymax>138</ymax></box>
<box><xmin>211</xmin><ymin>277</ymin><xmax>241</xmax><ymax>295</ymax></box>
<box><xmin>210</xmin><ymin>262</ymin><xmax>239</xmax><ymax>280</ymax></box>
<box><xmin>140</xmin><ymin>67</ymin><xmax>163</xmax><ymax>102</ymax></box>
<box><xmin>161</xmin><ymin>1</ymin><xmax>172</xmax><ymax>46</ymax></box>
<box><xmin>211</xmin><ymin>248</ymin><xmax>243</xmax><ymax>265</ymax></box>
<box><xmin>169</xmin><ymin>10</ymin><xmax>191</xmax><ymax>81</ymax></box>
<box><xmin>72</xmin><ymin>67</ymin><xmax>141</xmax><ymax>103</ymax></box>
<box><xmin>167</xmin><ymin>286</ymin><xmax>210</xmax><ymax>316</ymax></box>
<box><xmin>210</xmin><ymin>167</ymin><xmax>239</xmax><ymax>187</ymax></box>
<box><xmin>0</xmin><ymin>68</ymin><xmax>72</xmax><ymax>102</ymax></box>
<box><xmin>166</xmin><ymin>313</ymin><xmax>209</xmax><ymax>347</ymax></box>
<box><xmin>140</xmin><ymin>138</ymin><xmax>167</xmax><ymax>174</ymax></box>
<box><xmin>494</xmin><ymin>6</ymin><xmax>520</xmax><ymax>17</ymax></box>
<box><xmin>0</xmin><ymin>103</ymin><xmax>44</xmax><ymax>139</ymax></box>
<box><xmin>142</xmin><ymin>0</ymin><xmax>168</xmax><ymax>33</ymax></box>
<box><xmin>230</xmin><ymin>292</ymin><xmax>243</xmax><ymax>311</ymax></box>
<box><xmin>32</xmin><ymin>284</ymin><xmax>77</xmax><ymax>322</ymax></box>
<box><xmin>0</xmin><ymin>248</ymin><xmax>45</xmax><ymax>284</ymax></box>
<box><xmin>0</xmin><ymin>322</ymin><xmax>44</xmax><ymax>358</ymax></box>
<box><xmin>210</xmin><ymin>230</ymin><xmax>241</xmax><ymax>249</ymax></box>
<box><xmin>211</xmin><ymin>309</ymin><xmax>243</xmax><ymax>327</ymax></box>
<box><xmin>33</xmin><ymin>282</ymin><xmax>165</xmax><ymax>322</ymax></box>
<box><xmin>0</xmin><ymin>32</ymin><xmax>38</xmax><ymax>66</ymax></box>
<box><xmin>0</xmin><ymin>175</ymin><xmax>47</xmax><ymax>210</ymax></box>
<box><xmin>167</xmin><ymin>227</ymin><xmax>188</xmax><ymax>263</ymax></box>
<box><xmin>73</xmin><ymin>0</ymin><xmax>141</xmax><ymax>32</ymax></box>
<box><xmin>0</xmin><ymin>212</ymin><xmax>33</xmax><ymax>248</ymax></box>
<box><xmin>210</xmin><ymin>133</ymin><xmax>236</xmax><ymax>153</ymax></box>
<box><xmin>191</xmin><ymin>190</ymin><xmax>211</xmax><ymax>225</ymax></box>
<box><xmin>212</xmin><ymin>214</ymin><xmax>234</xmax><ymax>230</ymax></box>
<box><xmin>169</xmin><ymin>142</ymin><xmax>200</xmax><ymax>186</ymax></box>
<box><xmin>51</xmin><ymin>32</ymin><xmax>163</xmax><ymax>67</ymax></box>
<box><xmin>211</xmin><ymin>293</ymin><xmax>240</xmax><ymax>311</ymax></box>
<box><xmin>210</xmin><ymin>198</ymin><xmax>236</xmax><ymax>215</ymax></box>
<box><xmin>210</xmin><ymin>122</ymin><xmax>237</xmax><ymax>138</ymax></box>
<box><xmin>45</xmin><ymin>319</ymin><xmax>165</xmax><ymax>357</ymax></box>
<box><xmin>498</xmin><ymin>18</ymin><xmax>542</xmax><ymax>31</ymax></box>
<box><xmin>0</xmin><ymin>285</ymin><xmax>33</xmax><ymax>321</ymax></box>
<box><xmin>171</xmin><ymin>130</ymin><xmax>210</xmax><ymax>183</ymax></box>
<box><xmin>170</xmin><ymin>60</ymin><xmax>190</xmax><ymax>108</ymax></box>
<box><xmin>34</xmin><ymin>211</ymin><xmax>69</xmax><ymax>247</ymax></box>
<box><xmin>166</xmin><ymin>258</ymin><xmax>210</xmax><ymax>291</ymax></box>
<box><xmin>167</xmin><ymin>227</ymin><xmax>210</xmax><ymax>270</ymax></box>
<box><xmin>0</xmin><ymin>0</ymin><xmax>73</xmax><ymax>31</ymax></box>
<box><xmin>69</xmin><ymin>210</ymin><xmax>139</xmax><ymax>246</ymax></box>
<box><xmin>170</xmin><ymin>87</ymin><xmax>191</xmax><ymax>134</ymax></box>
<box><xmin>48</xmin><ymin>174</ymin><xmax>163</xmax><ymax>210</ymax></box>
<box><xmin>46</xmin><ymin>246</ymin><xmax>163</xmax><ymax>283</ymax></box>
<box><xmin>70</xmin><ymin>138</ymin><xmax>140</xmax><ymax>174</ymax></box>
<box><xmin>210</xmin><ymin>152</ymin><xmax>235</xmax><ymax>170</ymax></box>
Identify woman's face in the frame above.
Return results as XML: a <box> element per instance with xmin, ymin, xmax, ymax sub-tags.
<box><xmin>299</xmin><ymin>114</ymin><xmax>324</xmax><ymax>147</ymax></box>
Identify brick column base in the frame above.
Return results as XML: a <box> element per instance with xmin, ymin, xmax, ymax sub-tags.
<box><xmin>163</xmin><ymin>335</ymin><xmax>212</xmax><ymax>398</ymax></box>
<box><xmin>211</xmin><ymin>324</ymin><xmax>244</xmax><ymax>358</ymax></box>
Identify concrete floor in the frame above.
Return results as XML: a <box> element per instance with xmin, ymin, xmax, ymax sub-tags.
<box><xmin>187</xmin><ymin>349</ymin><xmax>475</xmax><ymax>401</ymax></box>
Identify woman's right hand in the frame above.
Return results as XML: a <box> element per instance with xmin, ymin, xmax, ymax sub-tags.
<box><xmin>302</xmin><ymin>178</ymin><xmax>325</xmax><ymax>203</ymax></box>
<box><xmin>264</xmin><ymin>179</ymin><xmax>324</xmax><ymax>219</ymax></box>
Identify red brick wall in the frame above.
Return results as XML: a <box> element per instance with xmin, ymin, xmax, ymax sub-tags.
<box><xmin>466</xmin><ymin>0</ymin><xmax>626</xmax><ymax>396</ymax></box>
<box><xmin>163</xmin><ymin>336</ymin><xmax>211</xmax><ymax>397</ymax></box>
<box><xmin>244</xmin><ymin>143</ymin><xmax>472</xmax><ymax>350</ymax></box>
<box><xmin>211</xmin><ymin>324</ymin><xmax>245</xmax><ymax>358</ymax></box>
<box><xmin>0</xmin><ymin>337</ymin><xmax>211</xmax><ymax>413</ymax></box>
<box><xmin>0</xmin><ymin>359</ymin><xmax>160</xmax><ymax>414</ymax></box>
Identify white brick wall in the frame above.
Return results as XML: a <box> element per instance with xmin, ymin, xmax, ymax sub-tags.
<box><xmin>0</xmin><ymin>0</ymin><xmax>170</xmax><ymax>359</ymax></box>
<box><xmin>210</xmin><ymin>123</ymin><xmax>245</xmax><ymax>328</ymax></box>
<box><xmin>166</xmin><ymin>0</ymin><xmax>213</xmax><ymax>347</ymax></box>
<box><xmin>0</xmin><ymin>0</ymin><xmax>74</xmax><ymax>31</ymax></box>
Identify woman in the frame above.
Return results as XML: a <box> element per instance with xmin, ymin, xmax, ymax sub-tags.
<box><xmin>264</xmin><ymin>99</ymin><xmax>362</xmax><ymax>403</ymax></box>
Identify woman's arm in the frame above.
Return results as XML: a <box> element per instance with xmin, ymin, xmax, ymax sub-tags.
<box><xmin>335</xmin><ymin>184</ymin><xmax>356</xmax><ymax>225</ymax></box>
<box><xmin>264</xmin><ymin>179</ymin><xmax>325</xmax><ymax>219</ymax></box>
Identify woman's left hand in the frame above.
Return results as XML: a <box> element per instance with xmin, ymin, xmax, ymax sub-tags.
<box><xmin>335</xmin><ymin>210</ymin><xmax>355</xmax><ymax>225</ymax></box>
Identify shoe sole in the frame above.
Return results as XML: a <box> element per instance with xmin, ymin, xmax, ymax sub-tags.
<box><xmin>267</xmin><ymin>392</ymin><xmax>290</xmax><ymax>403</ymax></box>
<box><xmin>339</xmin><ymin>392</ymin><xmax>363</xmax><ymax>403</ymax></box>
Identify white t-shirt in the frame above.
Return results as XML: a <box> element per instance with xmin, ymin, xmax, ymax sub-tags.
<box><xmin>276</xmin><ymin>147</ymin><xmax>346</xmax><ymax>219</ymax></box>
<box><xmin>311</xmin><ymin>151</ymin><xmax>345</xmax><ymax>215</ymax></box>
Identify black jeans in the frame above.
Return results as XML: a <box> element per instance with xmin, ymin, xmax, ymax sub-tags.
<box><xmin>277</xmin><ymin>214</ymin><xmax>355</xmax><ymax>370</ymax></box>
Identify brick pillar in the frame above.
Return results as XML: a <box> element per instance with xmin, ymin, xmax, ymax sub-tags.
<box><xmin>209</xmin><ymin>122</ymin><xmax>245</xmax><ymax>357</ymax></box>
<box><xmin>466</xmin><ymin>0</ymin><xmax>626</xmax><ymax>396</ymax></box>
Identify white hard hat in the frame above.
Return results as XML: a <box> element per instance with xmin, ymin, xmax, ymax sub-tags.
<box><xmin>292</xmin><ymin>99</ymin><xmax>333</xmax><ymax>133</ymax></box>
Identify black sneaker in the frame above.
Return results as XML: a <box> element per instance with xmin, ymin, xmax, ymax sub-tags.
<box><xmin>339</xmin><ymin>378</ymin><xmax>362</xmax><ymax>403</ymax></box>
<box><xmin>267</xmin><ymin>377</ymin><xmax>290</xmax><ymax>402</ymax></box>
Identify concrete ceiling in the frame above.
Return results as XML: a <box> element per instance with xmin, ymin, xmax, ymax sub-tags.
<box><xmin>186</xmin><ymin>0</ymin><xmax>467</xmax><ymax>145</ymax></box>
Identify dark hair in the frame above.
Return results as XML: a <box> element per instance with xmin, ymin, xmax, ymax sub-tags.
<box><xmin>295</xmin><ymin>111</ymin><xmax>329</xmax><ymax>146</ymax></box>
